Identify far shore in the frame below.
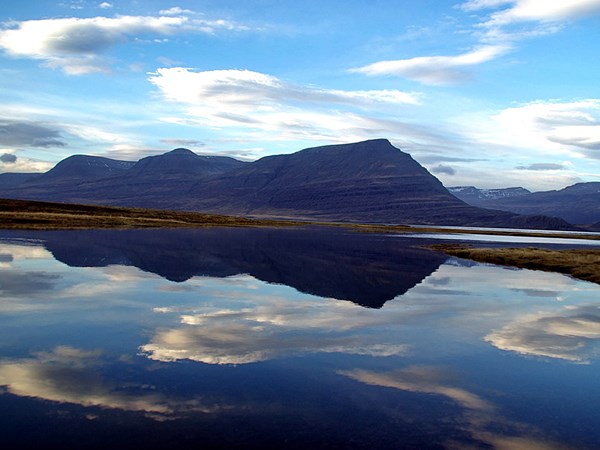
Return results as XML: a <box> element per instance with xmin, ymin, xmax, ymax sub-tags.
<box><xmin>430</xmin><ymin>244</ymin><xmax>600</xmax><ymax>286</ymax></box>
<box><xmin>2</xmin><ymin>198</ymin><xmax>600</xmax><ymax>240</ymax></box>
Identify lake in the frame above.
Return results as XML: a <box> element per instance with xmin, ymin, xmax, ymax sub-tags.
<box><xmin>1</xmin><ymin>227</ymin><xmax>600</xmax><ymax>449</ymax></box>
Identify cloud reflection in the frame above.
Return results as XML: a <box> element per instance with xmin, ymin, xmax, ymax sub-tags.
<box><xmin>141</xmin><ymin>299</ymin><xmax>409</xmax><ymax>364</ymax></box>
<box><xmin>486</xmin><ymin>304</ymin><xmax>600</xmax><ymax>362</ymax></box>
<box><xmin>0</xmin><ymin>346</ymin><xmax>218</xmax><ymax>419</ymax></box>
<box><xmin>340</xmin><ymin>365</ymin><xmax>567</xmax><ymax>450</ymax></box>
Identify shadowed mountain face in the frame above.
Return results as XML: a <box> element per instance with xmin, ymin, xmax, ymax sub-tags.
<box><xmin>450</xmin><ymin>182</ymin><xmax>600</xmax><ymax>225</ymax></box>
<box><xmin>0</xmin><ymin>139</ymin><xmax>575</xmax><ymax>229</ymax></box>
<box><xmin>0</xmin><ymin>172</ymin><xmax>40</xmax><ymax>188</ymax></box>
<box><xmin>0</xmin><ymin>227</ymin><xmax>448</xmax><ymax>308</ymax></box>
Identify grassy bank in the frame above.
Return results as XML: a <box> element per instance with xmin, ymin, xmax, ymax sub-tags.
<box><xmin>0</xmin><ymin>198</ymin><xmax>304</xmax><ymax>230</ymax></box>
<box><xmin>431</xmin><ymin>244</ymin><xmax>600</xmax><ymax>285</ymax></box>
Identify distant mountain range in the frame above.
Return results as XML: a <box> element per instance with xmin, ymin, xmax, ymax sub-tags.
<box><xmin>0</xmin><ymin>139</ymin><xmax>576</xmax><ymax>229</ymax></box>
<box><xmin>447</xmin><ymin>186</ymin><xmax>532</xmax><ymax>204</ymax></box>
<box><xmin>449</xmin><ymin>184</ymin><xmax>600</xmax><ymax>227</ymax></box>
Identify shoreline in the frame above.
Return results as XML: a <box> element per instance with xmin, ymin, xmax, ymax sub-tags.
<box><xmin>430</xmin><ymin>244</ymin><xmax>600</xmax><ymax>286</ymax></box>
<box><xmin>3</xmin><ymin>198</ymin><xmax>600</xmax><ymax>286</ymax></box>
<box><xmin>2</xmin><ymin>198</ymin><xmax>600</xmax><ymax>241</ymax></box>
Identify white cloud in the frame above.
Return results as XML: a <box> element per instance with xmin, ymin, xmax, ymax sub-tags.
<box><xmin>492</xmin><ymin>99</ymin><xmax>600</xmax><ymax>155</ymax></box>
<box><xmin>0</xmin><ymin>14</ymin><xmax>249</xmax><ymax>75</ymax></box>
<box><xmin>159</xmin><ymin>7</ymin><xmax>194</xmax><ymax>16</ymax></box>
<box><xmin>149</xmin><ymin>67</ymin><xmax>429</xmax><ymax>145</ymax></box>
<box><xmin>149</xmin><ymin>68</ymin><xmax>420</xmax><ymax>107</ymax></box>
<box><xmin>357</xmin><ymin>1</ymin><xmax>600</xmax><ymax>86</ymax></box>
<box><xmin>482</xmin><ymin>0</ymin><xmax>600</xmax><ymax>25</ymax></box>
<box><xmin>98</xmin><ymin>2</ymin><xmax>112</xmax><ymax>9</ymax></box>
<box><xmin>350</xmin><ymin>45</ymin><xmax>509</xmax><ymax>85</ymax></box>
<box><xmin>0</xmin><ymin>152</ymin><xmax>53</xmax><ymax>173</ymax></box>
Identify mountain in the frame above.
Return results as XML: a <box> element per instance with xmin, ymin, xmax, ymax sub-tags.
<box><xmin>127</xmin><ymin>148</ymin><xmax>247</xmax><ymax>179</ymax></box>
<box><xmin>0</xmin><ymin>139</ymin><xmax>576</xmax><ymax>229</ymax></box>
<box><xmin>452</xmin><ymin>182</ymin><xmax>600</xmax><ymax>225</ymax></box>
<box><xmin>1</xmin><ymin>149</ymin><xmax>248</xmax><ymax>206</ymax></box>
<box><xmin>0</xmin><ymin>172</ymin><xmax>40</xmax><ymax>189</ymax></box>
<box><xmin>448</xmin><ymin>186</ymin><xmax>531</xmax><ymax>207</ymax></box>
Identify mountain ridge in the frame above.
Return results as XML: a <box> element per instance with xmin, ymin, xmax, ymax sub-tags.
<box><xmin>0</xmin><ymin>139</ymin><xmax>577</xmax><ymax>230</ymax></box>
<box><xmin>451</xmin><ymin>182</ymin><xmax>600</xmax><ymax>225</ymax></box>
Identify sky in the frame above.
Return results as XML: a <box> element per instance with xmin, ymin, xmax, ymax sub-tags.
<box><xmin>0</xmin><ymin>0</ymin><xmax>599</xmax><ymax>191</ymax></box>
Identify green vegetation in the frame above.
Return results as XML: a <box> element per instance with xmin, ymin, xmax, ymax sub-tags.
<box><xmin>431</xmin><ymin>244</ymin><xmax>600</xmax><ymax>285</ymax></box>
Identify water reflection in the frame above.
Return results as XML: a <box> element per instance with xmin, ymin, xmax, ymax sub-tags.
<box><xmin>341</xmin><ymin>366</ymin><xmax>567</xmax><ymax>450</ymax></box>
<box><xmin>486</xmin><ymin>304</ymin><xmax>600</xmax><ymax>362</ymax></box>
<box><xmin>1</xmin><ymin>229</ymin><xmax>600</xmax><ymax>449</ymax></box>
<box><xmin>141</xmin><ymin>295</ymin><xmax>409</xmax><ymax>364</ymax></box>
<box><xmin>0</xmin><ymin>228</ymin><xmax>446</xmax><ymax>308</ymax></box>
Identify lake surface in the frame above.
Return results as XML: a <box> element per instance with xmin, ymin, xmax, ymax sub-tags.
<box><xmin>1</xmin><ymin>227</ymin><xmax>600</xmax><ymax>449</ymax></box>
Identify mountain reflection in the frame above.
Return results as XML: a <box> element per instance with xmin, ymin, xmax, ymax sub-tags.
<box><xmin>0</xmin><ymin>228</ymin><xmax>446</xmax><ymax>308</ymax></box>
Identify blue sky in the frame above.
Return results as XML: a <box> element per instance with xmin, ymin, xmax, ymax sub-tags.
<box><xmin>1</xmin><ymin>0</ymin><xmax>599</xmax><ymax>191</ymax></box>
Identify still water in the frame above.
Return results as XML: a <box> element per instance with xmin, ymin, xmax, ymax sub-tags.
<box><xmin>1</xmin><ymin>227</ymin><xmax>600</xmax><ymax>449</ymax></box>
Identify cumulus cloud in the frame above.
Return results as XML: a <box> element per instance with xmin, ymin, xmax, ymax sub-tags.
<box><xmin>431</xmin><ymin>164</ymin><xmax>456</xmax><ymax>175</ymax></box>
<box><xmin>492</xmin><ymin>99</ymin><xmax>600</xmax><ymax>156</ymax></box>
<box><xmin>98</xmin><ymin>2</ymin><xmax>112</xmax><ymax>8</ymax></box>
<box><xmin>0</xmin><ymin>119</ymin><xmax>66</xmax><ymax>148</ymax></box>
<box><xmin>148</xmin><ymin>67</ymin><xmax>437</xmax><ymax>145</ymax></box>
<box><xmin>0</xmin><ymin>14</ymin><xmax>249</xmax><ymax>74</ymax></box>
<box><xmin>485</xmin><ymin>304</ymin><xmax>600</xmax><ymax>362</ymax></box>
<box><xmin>0</xmin><ymin>153</ymin><xmax>17</xmax><ymax>163</ymax></box>
<box><xmin>159</xmin><ymin>7</ymin><xmax>195</xmax><ymax>16</ymax></box>
<box><xmin>149</xmin><ymin>68</ymin><xmax>420</xmax><ymax>107</ymax></box>
<box><xmin>350</xmin><ymin>45</ymin><xmax>509</xmax><ymax>85</ymax></box>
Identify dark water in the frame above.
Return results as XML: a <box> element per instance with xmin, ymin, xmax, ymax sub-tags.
<box><xmin>1</xmin><ymin>227</ymin><xmax>600</xmax><ymax>449</ymax></box>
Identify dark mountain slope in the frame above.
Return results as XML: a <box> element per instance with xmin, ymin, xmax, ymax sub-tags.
<box><xmin>0</xmin><ymin>172</ymin><xmax>40</xmax><ymax>189</ymax></box>
<box><xmin>0</xmin><ymin>139</ymin><xmax>576</xmax><ymax>229</ymax></box>
<box><xmin>26</xmin><ymin>155</ymin><xmax>134</xmax><ymax>184</ymax></box>
<box><xmin>183</xmin><ymin>139</ymin><xmax>572</xmax><ymax>228</ymax></box>
<box><xmin>0</xmin><ymin>149</ymin><xmax>247</xmax><ymax>206</ymax></box>
<box><xmin>127</xmin><ymin>148</ymin><xmax>247</xmax><ymax>178</ymax></box>
<box><xmin>457</xmin><ymin>182</ymin><xmax>600</xmax><ymax>225</ymax></box>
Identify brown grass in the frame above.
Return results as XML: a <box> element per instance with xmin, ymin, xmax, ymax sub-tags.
<box><xmin>0</xmin><ymin>198</ymin><xmax>305</xmax><ymax>230</ymax></box>
<box><xmin>431</xmin><ymin>244</ymin><xmax>600</xmax><ymax>285</ymax></box>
